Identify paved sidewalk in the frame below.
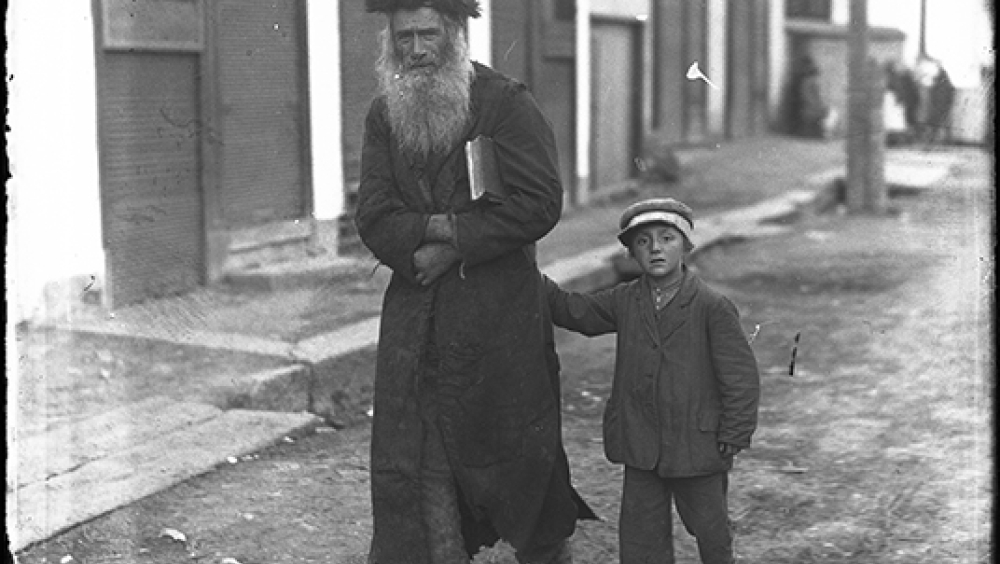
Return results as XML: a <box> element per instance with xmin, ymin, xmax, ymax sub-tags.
<box><xmin>10</xmin><ymin>136</ymin><xmax>965</xmax><ymax>552</ymax></box>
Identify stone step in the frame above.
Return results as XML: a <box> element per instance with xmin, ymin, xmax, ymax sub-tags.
<box><xmin>16</xmin><ymin>396</ymin><xmax>222</xmax><ymax>488</ymax></box>
<box><xmin>10</xmin><ymin>405</ymin><xmax>321</xmax><ymax>552</ymax></box>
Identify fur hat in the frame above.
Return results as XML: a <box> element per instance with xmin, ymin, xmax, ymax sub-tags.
<box><xmin>365</xmin><ymin>0</ymin><xmax>482</xmax><ymax>19</ymax></box>
<box><xmin>618</xmin><ymin>198</ymin><xmax>695</xmax><ymax>247</ymax></box>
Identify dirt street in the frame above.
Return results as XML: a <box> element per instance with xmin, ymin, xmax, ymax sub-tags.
<box><xmin>15</xmin><ymin>147</ymin><xmax>992</xmax><ymax>564</ymax></box>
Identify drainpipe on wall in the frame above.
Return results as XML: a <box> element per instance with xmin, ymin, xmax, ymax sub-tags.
<box><xmin>575</xmin><ymin>0</ymin><xmax>592</xmax><ymax>206</ymax></box>
<box><xmin>306</xmin><ymin>0</ymin><xmax>344</xmax><ymax>254</ymax></box>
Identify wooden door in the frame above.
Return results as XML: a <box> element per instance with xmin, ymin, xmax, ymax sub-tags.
<box><xmin>592</xmin><ymin>19</ymin><xmax>642</xmax><ymax>188</ymax></box>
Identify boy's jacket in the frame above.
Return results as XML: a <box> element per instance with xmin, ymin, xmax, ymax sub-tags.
<box><xmin>546</xmin><ymin>269</ymin><xmax>760</xmax><ymax>476</ymax></box>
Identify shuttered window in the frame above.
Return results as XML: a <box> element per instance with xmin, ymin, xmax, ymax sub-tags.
<box><xmin>100</xmin><ymin>53</ymin><xmax>204</xmax><ymax>305</ymax></box>
<box><xmin>215</xmin><ymin>0</ymin><xmax>307</xmax><ymax>225</ymax></box>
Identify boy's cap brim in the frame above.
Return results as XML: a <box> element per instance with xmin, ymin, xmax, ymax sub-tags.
<box><xmin>618</xmin><ymin>198</ymin><xmax>694</xmax><ymax>246</ymax></box>
<box><xmin>617</xmin><ymin>212</ymin><xmax>693</xmax><ymax>245</ymax></box>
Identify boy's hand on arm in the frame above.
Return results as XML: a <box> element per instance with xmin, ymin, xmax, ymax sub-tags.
<box><xmin>413</xmin><ymin>242</ymin><xmax>460</xmax><ymax>286</ymax></box>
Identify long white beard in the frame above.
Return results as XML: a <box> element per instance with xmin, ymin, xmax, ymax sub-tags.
<box><xmin>378</xmin><ymin>34</ymin><xmax>473</xmax><ymax>158</ymax></box>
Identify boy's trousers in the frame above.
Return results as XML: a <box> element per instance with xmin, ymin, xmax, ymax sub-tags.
<box><xmin>619</xmin><ymin>467</ymin><xmax>734</xmax><ymax>564</ymax></box>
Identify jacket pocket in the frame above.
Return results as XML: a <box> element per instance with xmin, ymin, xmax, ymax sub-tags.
<box><xmin>694</xmin><ymin>409</ymin><xmax>731</xmax><ymax>473</ymax></box>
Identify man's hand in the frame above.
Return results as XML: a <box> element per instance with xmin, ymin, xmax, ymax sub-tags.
<box><xmin>423</xmin><ymin>214</ymin><xmax>455</xmax><ymax>244</ymax></box>
<box><xmin>413</xmin><ymin>242</ymin><xmax>460</xmax><ymax>286</ymax></box>
<box><xmin>718</xmin><ymin>443</ymin><xmax>742</xmax><ymax>458</ymax></box>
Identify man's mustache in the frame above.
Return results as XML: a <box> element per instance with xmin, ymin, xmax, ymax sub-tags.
<box><xmin>401</xmin><ymin>59</ymin><xmax>439</xmax><ymax>73</ymax></box>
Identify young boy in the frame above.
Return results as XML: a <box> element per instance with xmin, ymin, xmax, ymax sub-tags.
<box><xmin>545</xmin><ymin>197</ymin><xmax>760</xmax><ymax>564</ymax></box>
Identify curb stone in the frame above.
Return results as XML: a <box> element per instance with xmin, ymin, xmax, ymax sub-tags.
<box><xmin>208</xmin><ymin>364</ymin><xmax>313</xmax><ymax>413</ymax></box>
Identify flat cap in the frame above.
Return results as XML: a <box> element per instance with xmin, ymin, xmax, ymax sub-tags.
<box><xmin>365</xmin><ymin>0</ymin><xmax>482</xmax><ymax>19</ymax></box>
<box><xmin>618</xmin><ymin>198</ymin><xmax>694</xmax><ymax>246</ymax></box>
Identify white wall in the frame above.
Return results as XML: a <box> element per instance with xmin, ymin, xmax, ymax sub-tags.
<box><xmin>768</xmin><ymin>0</ymin><xmax>788</xmax><ymax>123</ymax></box>
<box><xmin>706</xmin><ymin>0</ymin><xmax>729</xmax><ymax>135</ymax></box>
<box><xmin>306</xmin><ymin>0</ymin><xmax>344</xmax><ymax>223</ymax></box>
<box><xmin>468</xmin><ymin>0</ymin><xmax>492</xmax><ymax>65</ymax></box>
<box><xmin>590</xmin><ymin>0</ymin><xmax>649</xmax><ymax>19</ymax></box>
<box><xmin>8</xmin><ymin>0</ymin><xmax>104</xmax><ymax>322</ymax></box>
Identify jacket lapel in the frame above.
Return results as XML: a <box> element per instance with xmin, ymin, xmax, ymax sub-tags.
<box><xmin>634</xmin><ymin>278</ymin><xmax>660</xmax><ymax>347</ymax></box>
<box><xmin>655</xmin><ymin>269</ymin><xmax>698</xmax><ymax>344</ymax></box>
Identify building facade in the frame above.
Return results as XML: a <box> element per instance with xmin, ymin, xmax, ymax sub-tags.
<box><xmin>11</xmin><ymin>0</ymin><xmax>791</xmax><ymax>322</ymax></box>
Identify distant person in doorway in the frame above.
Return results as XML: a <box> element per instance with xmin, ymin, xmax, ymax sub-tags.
<box><xmin>916</xmin><ymin>57</ymin><xmax>956</xmax><ymax>147</ymax></box>
<box><xmin>884</xmin><ymin>60</ymin><xmax>921</xmax><ymax>145</ymax></box>
<box><xmin>788</xmin><ymin>54</ymin><xmax>836</xmax><ymax>138</ymax></box>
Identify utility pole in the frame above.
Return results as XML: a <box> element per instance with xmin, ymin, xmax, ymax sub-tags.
<box><xmin>846</xmin><ymin>0</ymin><xmax>887</xmax><ymax>213</ymax></box>
<box><xmin>918</xmin><ymin>0</ymin><xmax>928</xmax><ymax>59</ymax></box>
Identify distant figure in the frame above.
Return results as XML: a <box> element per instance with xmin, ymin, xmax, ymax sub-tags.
<box><xmin>788</xmin><ymin>55</ymin><xmax>835</xmax><ymax>138</ymax></box>
<box><xmin>916</xmin><ymin>58</ymin><xmax>956</xmax><ymax>146</ymax></box>
<box><xmin>884</xmin><ymin>61</ymin><xmax>921</xmax><ymax>144</ymax></box>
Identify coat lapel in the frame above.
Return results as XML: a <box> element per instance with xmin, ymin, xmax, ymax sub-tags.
<box><xmin>392</xmin><ymin>144</ymin><xmax>435</xmax><ymax>211</ymax></box>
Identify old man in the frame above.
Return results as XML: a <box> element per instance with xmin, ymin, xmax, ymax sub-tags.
<box><xmin>354</xmin><ymin>0</ymin><xmax>595</xmax><ymax>563</ymax></box>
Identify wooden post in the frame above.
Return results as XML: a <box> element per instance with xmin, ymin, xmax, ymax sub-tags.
<box><xmin>865</xmin><ymin>60</ymin><xmax>888</xmax><ymax>212</ymax></box>
<box><xmin>846</xmin><ymin>0</ymin><xmax>886</xmax><ymax>213</ymax></box>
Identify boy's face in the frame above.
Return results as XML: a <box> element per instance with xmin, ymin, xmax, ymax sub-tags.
<box><xmin>629</xmin><ymin>223</ymin><xmax>686</xmax><ymax>281</ymax></box>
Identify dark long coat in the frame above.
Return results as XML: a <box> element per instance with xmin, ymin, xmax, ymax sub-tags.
<box><xmin>545</xmin><ymin>270</ymin><xmax>760</xmax><ymax>477</ymax></box>
<box><xmin>356</xmin><ymin>63</ymin><xmax>591</xmax><ymax>561</ymax></box>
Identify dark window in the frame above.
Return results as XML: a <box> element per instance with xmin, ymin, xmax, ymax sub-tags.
<box><xmin>554</xmin><ymin>0</ymin><xmax>575</xmax><ymax>21</ymax></box>
<box><xmin>786</xmin><ymin>0</ymin><xmax>832</xmax><ymax>21</ymax></box>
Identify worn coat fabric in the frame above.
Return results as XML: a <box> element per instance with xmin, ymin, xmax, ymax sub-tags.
<box><xmin>356</xmin><ymin>62</ymin><xmax>590</xmax><ymax>562</ymax></box>
<box><xmin>545</xmin><ymin>269</ymin><xmax>760</xmax><ymax>477</ymax></box>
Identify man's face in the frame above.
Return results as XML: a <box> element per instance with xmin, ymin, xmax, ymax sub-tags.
<box><xmin>629</xmin><ymin>224</ymin><xmax>686</xmax><ymax>281</ymax></box>
<box><xmin>378</xmin><ymin>7</ymin><xmax>471</xmax><ymax>156</ymax></box>
<box><xmin>391</xmin><ymin>8</ymin><xmax>448</xmax><ymax>73</ymax></box>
